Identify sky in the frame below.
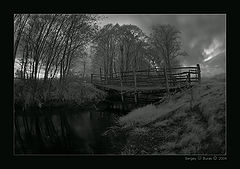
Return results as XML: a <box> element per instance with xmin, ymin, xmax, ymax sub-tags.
<box><xmin>97</xmin><ymin>14</ymin><xmax>226</xmax><ymax>77</ymax></box>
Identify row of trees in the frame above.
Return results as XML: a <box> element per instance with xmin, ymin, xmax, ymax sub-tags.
<box><xmin>90</xmin><ymin>23</ymin><xmax>187</xmax><ymax>77</ymax></box>
<box><xmin>91</xmin><ymin>24</ymin><xmax>148</xmax><ymax>75</ymax></box>
<box><xmin>14</xmin><ymin>14</ymin><xmax>187</xmax><ymax>83</ymax></box>
<box><xmin>14</xmin><ymin>14</ymin><xmax>98</xmax><ymax>83</ymax></box>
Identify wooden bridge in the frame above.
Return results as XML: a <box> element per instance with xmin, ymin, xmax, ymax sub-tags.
<box><xmin>90</xmin><ymin>64</ymin><xmax>201</xmax><ymax>105</ymax></box>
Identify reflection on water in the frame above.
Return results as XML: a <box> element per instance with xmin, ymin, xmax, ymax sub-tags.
<box><xmin>14</xmin><ymin>108</ymin><xmax>118</xmax><ymax>154</ymax></box>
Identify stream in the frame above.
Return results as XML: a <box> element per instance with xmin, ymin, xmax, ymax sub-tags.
<box><xmin>14</xmin><ymin>106</ymin><xmax>123</xmax><ymax>154</ymax></box>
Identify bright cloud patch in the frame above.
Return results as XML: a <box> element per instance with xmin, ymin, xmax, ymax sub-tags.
<box><xmin>202</xmin><ymin>38</ymin><xmax>225</xmax><ymax>62</ymax></box>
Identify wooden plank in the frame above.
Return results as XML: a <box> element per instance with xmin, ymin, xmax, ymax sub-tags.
<box><xmin>166</xmin><ymin>66</ymin><xmax>198</xmax><ymax>70</ymax></box>
<box><xmin>94</xmin><ymin>78</ymin><xmax>199</xmax><ymax>86</ymax></box>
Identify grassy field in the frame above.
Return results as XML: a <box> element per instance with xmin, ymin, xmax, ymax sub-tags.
<box><xmin>104</xmin><ymin>73</ymin><xmax>226</xmax><ymax>154</ymax></box>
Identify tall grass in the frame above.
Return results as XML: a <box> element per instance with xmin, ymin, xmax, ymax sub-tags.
<box><xmin>119</xmin><ymin>96</ymin><xmax>188</xmax><ymax>127</ymax></box>
<box><xmin>14</xmin><ymin>76</ymin><xmax>106</xmax><ymax>110</ymax></box>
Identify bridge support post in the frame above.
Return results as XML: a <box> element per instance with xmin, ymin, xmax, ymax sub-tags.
<box><xmin>188</xmin><ymin>70</ymin><xmax>191</xmax><ymax>85</ymax></box>
<box><xmin>134</xmin><ymin>93</ymin><xmax>137</xmax><ymax>104</ymax></box>
<box><xmin>164</xmin><ymin>67</ymin><xmax>170</xmax><ymax>97</ymax></box>
<box><xmin>197</xmin><ymin>64</ymin><xmax>201</xmax><ymax>84</ymax></box>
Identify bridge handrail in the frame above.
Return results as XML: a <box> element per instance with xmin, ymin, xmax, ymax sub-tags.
<box><xmin>91</xmin><ymin>66</ymin><xmax>198</xmax><ymax>76</ymax></box>
<box><xmin>91</xmin><ymin>64</ymin><xmax>201</xmax><ymax>87</ymax></box>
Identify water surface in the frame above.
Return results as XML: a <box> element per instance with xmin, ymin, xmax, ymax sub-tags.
<box><xmin>14</xmin><ymin>107</ymin><xmax>119</xmax><ymax>154</ymax></box>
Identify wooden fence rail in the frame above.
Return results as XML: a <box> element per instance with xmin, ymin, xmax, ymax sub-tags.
<box><xmin>91</xmin><ymin>64</ymin><xmax>201</xmax><ymax>103</ymax></box>
<box><xmin>91</xmin><ymin>65</ymin><xmax>200</xmax><ymax>86</ymax></box>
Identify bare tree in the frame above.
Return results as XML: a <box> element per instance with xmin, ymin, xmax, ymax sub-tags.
<box><xmin>14</xmin><ymin>14</ymin><xmax>98</xmax><ymax>91</ymax></box>
<box><xmin>149</xmin><ymin>24</ymin><xmax>187</xmax><ymax>70</ymax></box>
<box><xmin>91</xmin><ymin>24</ymin><xmax>150</xmax><ymax>76</ymax></box>
<box><xmin>14</xmin><ymin>14</ymin><xmax>30</xmax><ymax>64</ymax></box>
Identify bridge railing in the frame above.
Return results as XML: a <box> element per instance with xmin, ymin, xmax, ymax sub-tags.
<box><xmin>91</xmin><ymin>64</ymin><xmax>201</xmax><ymax>88</ymax></box>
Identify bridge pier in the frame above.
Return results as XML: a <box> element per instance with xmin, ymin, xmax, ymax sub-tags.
<box><xmin>134</xmin><ymin>92</ymin><xmax>138</xmax><ymax>105</ymax></box>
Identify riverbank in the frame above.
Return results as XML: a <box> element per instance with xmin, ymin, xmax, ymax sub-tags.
<box><xmin>104</xmin><ymin>73</ymin><xmax>226</xmax><ymax>154</ymax></box>
<box><xmin>14</xmin><ymin>77</ymin><xmax>106</xmax><ymax>113</ymax></box>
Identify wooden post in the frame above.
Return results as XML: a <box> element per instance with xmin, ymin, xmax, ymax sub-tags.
<box><xmin>188</xmin><ymin>70</ymin><xmax>191</xmax><ymax>85</ymax></box>
<box><xmin>197</xmin><ymin>64</ymin><xmax>201</xmax><ymax>84</ymax></box>
<box><xmin>164</xmin><ymin>66</ymin><xmax>170</xmax><ymax>96</ymax></box>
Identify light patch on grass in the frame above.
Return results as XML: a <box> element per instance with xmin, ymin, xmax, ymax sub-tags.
<box><xmin>119</xmin><ymin>98</ymin><xmax>188</xmax><ymax>127</ymax></box>
<box><xmin>152</xmin><ymin>119</ymin><xmax>169</xmax><ymax>127</ymax></box>
<box><xmin>130</xmin><ymin>127</ymin><xmax>149</xmax><ymax>136</ymax></box>
<box><xmin>119</xmin><ymin>104</ymin><xmax>159</xmax><ymax>126</ymax></box>
<box><xmin>172</xmin><ymin>109</ymin><xmax>187</xmax><ymax>119</ymax></box>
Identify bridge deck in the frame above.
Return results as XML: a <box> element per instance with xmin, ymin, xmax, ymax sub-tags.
<box><xmin>91</xmin><ymin>65</ymin><xmax>201</xmax><ymax>102</ymax></box>
<box><xmin>94</xmin><ymin>83</ymin><xmax>191</xmax><ymax>93</ymax></box>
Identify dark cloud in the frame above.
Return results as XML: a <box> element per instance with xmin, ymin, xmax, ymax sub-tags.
<box><xmin>99</xmin><ymin>14</ymin><xmax>226</xmax><ymax>76</ymax></box>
